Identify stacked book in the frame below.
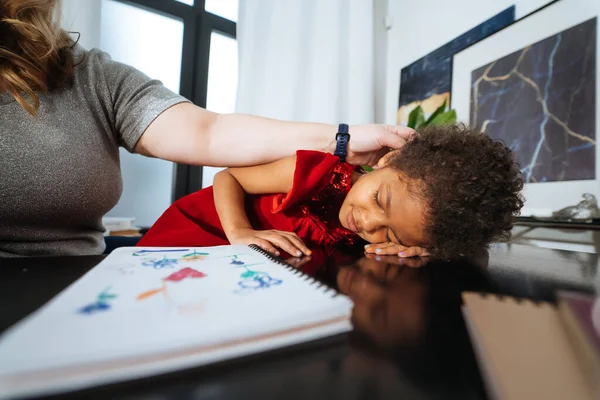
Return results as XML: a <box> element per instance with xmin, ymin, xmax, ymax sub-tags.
<box><xmin>463</xmin><ymin>290</ymin><xmax>599</xmax><ymax>400</ymax></box>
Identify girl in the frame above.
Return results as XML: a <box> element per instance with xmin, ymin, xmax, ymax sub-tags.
<box><xmin>139</xmin><ymin>125</ymin><xmax>524</xmax><ymax>260</ymax></box>
<box><xmin>0</xmin><ymin>0</ymin><xmax>412</xmax><ymax>257</ymax></box>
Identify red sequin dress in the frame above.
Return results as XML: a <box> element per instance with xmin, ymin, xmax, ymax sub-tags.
<box><xmin>137</xmin><ymin>151</ymin><xmax>362</xmax><ymax>251</ymax></box>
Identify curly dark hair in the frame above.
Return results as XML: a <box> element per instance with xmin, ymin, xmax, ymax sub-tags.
<box><xmin>388</xmin><ymin>124</ymin><xmax>524</xmax><ymax>260</ymax></box>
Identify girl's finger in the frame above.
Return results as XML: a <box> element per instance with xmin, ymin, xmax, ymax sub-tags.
<box><xmin>398</xmin><ymin>246</ymin><xmax>430</xmax><ymax>258</ymax></box>
<box><xmin>267</xmin><ymin>235</ymin><xmax>303</xmax><ymax>258</ymax></box>
<box><xmin>365</xmin><ymin>242</ymin><xmax>403</xmax><ymax>255</ymax></box>
<box><xmin>281</xmin><ymin>232</ymin><xmax>312</xmax><ymax>256</ymax></box>
<box><xmin>364</xmin><ymin>242</ymin><xmax>397</xmax><ymax>254</ymax></box>
<box><xmin>253</xmin><ymin>239</ymin><xmax>280</xmax><ymax>256</ymax></box>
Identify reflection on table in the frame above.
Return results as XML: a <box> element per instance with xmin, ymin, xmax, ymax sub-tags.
<box><xmin>0</xmin><ymin>243</ymin><xmax>597</xmax><ymax>399</ymax></box>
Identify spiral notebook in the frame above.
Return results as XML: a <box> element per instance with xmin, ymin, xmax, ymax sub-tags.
<box><xmin>0</xmin><ymin>246</ymin><xmax>353</xmax><ymax>399</ymax></box>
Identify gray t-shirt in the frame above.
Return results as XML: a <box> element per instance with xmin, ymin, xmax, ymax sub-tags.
<box><xmin>0</xmin><ymin>46</ymin><xmax>188</xmax><ymax>257</ymax></box>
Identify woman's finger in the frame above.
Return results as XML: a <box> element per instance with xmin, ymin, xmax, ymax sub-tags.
<box><xmin>386</xmin><ymin>125</ymin><xmax>417</xmax><ymax>143</ymax></box>
<box><xmin>375</xmin><ymin>127</ymin><xmax>413</xmax><ymax>157</ymax></box>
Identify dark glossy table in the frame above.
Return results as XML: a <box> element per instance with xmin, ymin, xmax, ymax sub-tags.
<box><xmin>1</xmin><ymin>244</ymin><xmax>598</xmax><ymax>400</ymax></box>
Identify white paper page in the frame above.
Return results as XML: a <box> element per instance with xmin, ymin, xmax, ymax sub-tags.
<box><xmin>0</xmin><ymin>246</ymin><xmax>352</xmax><ymax>378</ymax></box>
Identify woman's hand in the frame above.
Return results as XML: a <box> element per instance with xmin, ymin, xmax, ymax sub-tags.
<box><xmin>228</xmin><ymin>228</ymin><xmax>312</xmax><ymax>257</ymax></box>
<box><xmin>364</xmin><ymin>242</ymin><xmax>430</xmax><ymax>258</ymax></box>
<box><xmin>346</xmin><ymin>125</ymin><xmax>416</xmax><ymax>166</ymax></box>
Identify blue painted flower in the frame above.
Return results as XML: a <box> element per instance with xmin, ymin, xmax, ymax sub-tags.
<box><xmin>142</xmin><ymin>256</ymin><xmax>179</xmax><ymax>269</ymax></box>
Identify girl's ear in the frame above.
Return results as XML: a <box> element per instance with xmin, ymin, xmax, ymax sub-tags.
<box><xmin>376</xmin><ymin>149</ymin><xmax>402</xmax><ymax>169</ymax></box>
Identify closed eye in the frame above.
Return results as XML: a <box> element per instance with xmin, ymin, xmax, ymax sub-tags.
<box><xmin>373</xmin><ymin>190</ymin><xmax>383</xmax><ymax>210</ymax></box>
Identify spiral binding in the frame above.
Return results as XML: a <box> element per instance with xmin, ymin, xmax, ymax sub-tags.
<box><xmin>248</xmin><ymin>244</ymin><xmax>340</xmax><ymax>298</ymax></box>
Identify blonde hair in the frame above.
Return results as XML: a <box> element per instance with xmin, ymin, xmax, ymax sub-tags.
<box><xmin>0</xmin><ymin>0</ymin><xmax>75</xmax><ymax>116</ymax></box>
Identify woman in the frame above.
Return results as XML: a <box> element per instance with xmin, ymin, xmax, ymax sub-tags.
<box><xmin>0</xmin><ymin>0</ymin><xmax>413</xmax><ymax>257</ymax></box>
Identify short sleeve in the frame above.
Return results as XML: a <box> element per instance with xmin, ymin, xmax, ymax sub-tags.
<box><xmin>88</xmin><ymin>49</ymin><xmax>190</xmax><ymax>152</ymax></box>
<box><xmin>272</xmin><ymin>150</ymin><xmax>352</xmax><ymax>213</ymax></box>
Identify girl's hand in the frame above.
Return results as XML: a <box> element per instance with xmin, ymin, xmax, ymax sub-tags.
<box><xmin>364</xmin><ymin>242</ymin><xmax>430</xmax><ymax>258</ymax></box>
<box><xmin>228</xmin><ymin>228</ymin><xmax>312</xmax><ymax>257</ymax></box>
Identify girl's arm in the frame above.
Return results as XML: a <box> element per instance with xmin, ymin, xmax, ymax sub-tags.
<box><xmin>213</xmin><ymin>155</ymin><xmax>312</xmax><ymax>257</ymax></box>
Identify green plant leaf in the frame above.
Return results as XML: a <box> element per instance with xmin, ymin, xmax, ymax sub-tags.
<box><xmin>362</xmin><ymin>165</ymin><xmax>373</xmax><ymax>172</ymax></box>
<box><xmin>415</xmin><ymin>113</ymin><xmax>426</xmax><ymax>129</ymax></box>
<box><xmin>429</xmin><ymin>109</ymin><xmax>456</xmax><ymax>126</ymax></box>
<box><xmin>407</xmin><ymin>106</ymin><xmax>425</xmax><ymax>129</ymax></box>
<box><xmin>425</xmin><ymin>99</ymin><xmax>447</xmax><ymax>125</ymax></box>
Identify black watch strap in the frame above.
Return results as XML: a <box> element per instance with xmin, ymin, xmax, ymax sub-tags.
<box><xmin>333</xmin><ymin>123</ymin><xmax>350</xmax><ymax>162</ymax></box>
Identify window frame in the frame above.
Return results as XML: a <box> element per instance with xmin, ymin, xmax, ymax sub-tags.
<box><xmin>115</xmin><ymin>0</ymin><xmax>237</xmax><ymax>200</ymax></box>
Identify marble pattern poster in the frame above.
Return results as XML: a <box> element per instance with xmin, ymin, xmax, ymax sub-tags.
<box><xmin>469</xmin><ymin>18</ymin><xmax>597</xmax><ymax>183</ymax></box>
<box><xmin>397</xmin><ymin>7</ymin><xmax>515</xmax><ymax>125</ymax></box>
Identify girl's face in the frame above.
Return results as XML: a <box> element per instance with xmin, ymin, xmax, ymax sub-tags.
<box><xmin>338</xmin><ymin>163</ymin><xmax>428</xmax><ymax>249</ymax></box>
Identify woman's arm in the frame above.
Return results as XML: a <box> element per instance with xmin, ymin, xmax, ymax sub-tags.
<box><xmin>135</xmin><ymin>103</ymin><xmax>415</xmax><ymax>167</ymax></box>
<box><xmin>213</xmin><ymin>155</ymin><xmax>311</xmax><ymax>257</ymax></box>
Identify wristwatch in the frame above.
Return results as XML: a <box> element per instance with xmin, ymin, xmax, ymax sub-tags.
<box><xmin>333</xmin><ymin>123</ymin><xmax>350</xmax><ymax>162</ymax></box>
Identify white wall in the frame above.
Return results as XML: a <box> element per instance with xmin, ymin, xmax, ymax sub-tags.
<box><xmin>373</xmin><ymin>0</ymin><xmax>389</xmax><ymax>123</ymax></box>
<box><xmin>61</xmin><ymin>0</ymin><xmax>101</xmax><ymax>50</ymax></box>
<box><xmin>383</xmin><ymin>0</ymin><xmax>553</xmax><ymax>124</ymax></box>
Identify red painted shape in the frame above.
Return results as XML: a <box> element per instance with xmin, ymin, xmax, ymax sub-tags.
<box><xmin>163</xmin><ymin>267</ymin><xmax>207</xmax><ymax>282</ymax></box>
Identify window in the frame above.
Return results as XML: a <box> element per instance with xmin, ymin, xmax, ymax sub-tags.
<box><xmin>202</xmin><ymin>31</ymin><xmax>239</xmax><ymax>188</ymax></box>
<box><xmin>100</xmin><ymin>0</ymin><xmax>237</xmax><ymax>226</ymax></box>
<box><xmin>100</xmin><ymin>0</ymin><xmax>184</xmax><ymax>227</ymax></box>
<box><xmin>205</xmin><ymin>0</ymin><xmax>238</xmax><ymax>22</ymax></box>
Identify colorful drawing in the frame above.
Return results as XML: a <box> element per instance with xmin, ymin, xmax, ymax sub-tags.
<box><xmin>141</xmin><ymin>256</ymin><xmax>179</xmax><ymax>270</ymax></box>
<box><xmin>236</xmin><ymin>273</ymin><xmax>283</xmax><ymax>294</ymax></box>
<box><xmin>230</xmin><ymin>256</ymin><xmax>282</xmax><ymax>295</ymax></box>
<box><xmin>137</xmin><ymin>267</ymin><xmax>208</xmax><ymax>301</ymax></box>
<box><xmin>78</xmin><ymin>287</ymin><xmax>117</xmax><ymax>315</ymax></box>
<box><xmin>180</xmin><ymin>250</ymin><xmax>210</xmax><ymax>262</ymax></box>
<box><xmin>133</xmin><ymin>249</ymin><xmax>190</xmax><ymax>256</ymax></box>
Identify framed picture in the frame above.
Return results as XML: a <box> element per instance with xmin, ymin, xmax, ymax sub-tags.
<box><xmin>451</xmin><ymin>0</ymin><xmax>599</xmax><ymax>215</ymax></box>
<box><xmin>397</xmin><ymin>7</ymin><xmax>515</xmax><ymax>125</ymax></box>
